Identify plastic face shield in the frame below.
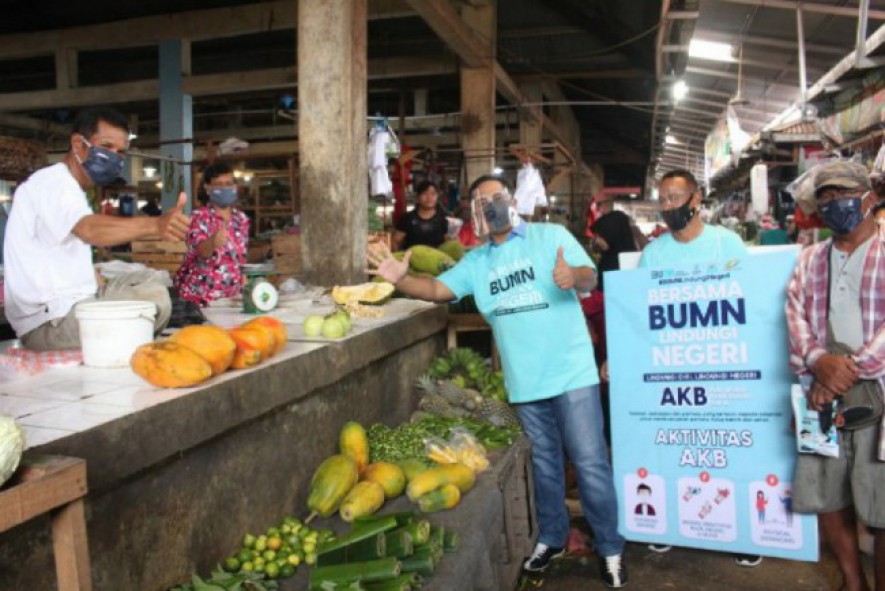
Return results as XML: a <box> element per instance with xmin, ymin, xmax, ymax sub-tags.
<box><xmin>471</xmin><ymin>190</ymin><xmax>518</xmax><ymax>238</ymax></box>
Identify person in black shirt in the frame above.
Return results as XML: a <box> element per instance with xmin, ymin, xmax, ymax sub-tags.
<box><xmin>392</xmin><ymin>180</ymin><xmax>448</xmax><ymax>251</ymax></box>
<box><xmin>590</xmin><ymin>197</ymin><xmax>639</xmax><ymax>290</ymax></box>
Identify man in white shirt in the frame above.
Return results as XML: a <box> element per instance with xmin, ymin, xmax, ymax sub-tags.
<box><xmin>4</xmin><ymin>107</ymin><xmax>190</xmax><ymax>350</ymax></box>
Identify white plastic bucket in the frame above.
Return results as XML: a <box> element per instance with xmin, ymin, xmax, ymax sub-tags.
<box><xmin>75</xmin><ymin>300</ymin><xmax>157</xmax><ymax>368</ymax></box>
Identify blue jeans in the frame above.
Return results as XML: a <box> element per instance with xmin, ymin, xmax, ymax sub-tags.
<box><xmin>516</xmin><ymin>385</ymin><xmax>625</xmax><ymax>557</ymax></box>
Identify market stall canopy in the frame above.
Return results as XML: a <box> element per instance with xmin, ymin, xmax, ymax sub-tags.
<box><xmin>652</xmin><ymin>0</ymin><xmax>885</xmax><ymax>187</ymax></box>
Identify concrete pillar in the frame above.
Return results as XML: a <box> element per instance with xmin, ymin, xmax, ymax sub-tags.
<box><xmin>298</xmin><ymin>0</ymin><xmax>368</xmax><ymax>285</ymax></box>
<box><xmin>518</xmin><ymin>83</ymin><xmax>542</xmax><ymax>149</ymax></box>
<box><xmin>159</xmin><ymin>39</ymin><xmax>193</xmax><ymax>212</ymax></box>
<box><xmin>460</xmin><ymin>2</ymin><xmax>496</xmax><ymax>184</ymax></box>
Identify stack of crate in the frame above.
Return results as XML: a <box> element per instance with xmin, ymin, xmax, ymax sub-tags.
<box><xmin>129</xmin><ymin>238</ymin><xmax>187</xmax><ymax>274</ymax></box>
<box><xmin>271</xmin><ymin>233</ymin><xmax>301</xmax><ymax>280</ymax></box>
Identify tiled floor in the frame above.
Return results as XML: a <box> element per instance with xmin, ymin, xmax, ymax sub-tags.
<box><xmin>0</xmin><ymin>340</ymin><xmax>326</xmax><ymax>450</ymax></box>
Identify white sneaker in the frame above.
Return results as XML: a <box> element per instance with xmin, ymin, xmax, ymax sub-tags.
<box><xmin>648</xmin><ymin>544</ymin><xmax>672</xmax><ymax>553</ymax></box>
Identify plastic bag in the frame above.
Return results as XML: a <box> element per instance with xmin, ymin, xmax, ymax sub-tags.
<box><xmin>424</xmin><ymin>427</ymin><xmax>491</xmax><ymax>472</ymax></box>
<box><xmin>424</xmin><ymin>436</ymin><xmax>459</xmax><ymax>464</ymax></box>
<box><xmin>792</xmin><ymin>384</ymin><xmax>839</xmax><ymax>458</ymax></box>
<box><xmin>445</xmin><ymin>216</ymin><xmax>464</xmax><ymax>238</ymax></box>
<box><xmin>513</xmin><ymin>163</ymin><xmax>547</xmax><ymax>215</ymax></box>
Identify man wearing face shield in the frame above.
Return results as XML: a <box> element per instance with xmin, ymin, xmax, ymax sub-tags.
<box><xmin>786</xmin><ymin>160</ymin><xmax>885</xmax><ymax>591</ymax></box>
<box><xmin>3</xmin><ymin>107</ymin><xmax>191</xmax><ymax>350</ymax></box>
<box><xmin>368</xmin><ymin>174</ymin><xmax>628</xmax><ymax>588</ymax></box>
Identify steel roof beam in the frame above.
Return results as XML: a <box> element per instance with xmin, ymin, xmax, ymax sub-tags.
<box><xmin>694</xmin><ymin>29</ymin><xmax>846</xmax><ymax>56</ymax></box>
<box><xmin>710</xmin><ymin>0</ymin><xmax>885</xmax><ymax>20</ymax></box>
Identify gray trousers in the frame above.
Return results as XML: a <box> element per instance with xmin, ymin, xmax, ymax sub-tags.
<box><xmin>20</xmin><ymin>272</ymin><xmax>172</xmax><ymax>351</ymax></box>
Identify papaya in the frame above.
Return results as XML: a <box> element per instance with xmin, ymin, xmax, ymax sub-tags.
<box><xmin>229</xmin><ymin>325</ymin><xmax>274</xmax><ymax>368</ymax></box>
<box><xmin>407</xmin><ymin>245</ymin><xmax>455</xmax><ymax>276</ymax></box>
<box><xmin>438</xmin><ymin>240</ymin><xmax>465</xmax><ymax>262</ymax></box>
<box><xmin>130</xmin><ymin>341</ymin><xmax>214</xmax><ymax>388</ymax></box>
<box><xmin>307</xmin><ymin>454</ymin><xmax>359</xmax><ymax>518</ymax></box>
<box><xmin>169</xmin><ymin>325</ymin><xmax>236</xmax><ymax>375</ymax></box>
<box><xmin>339</xmin><ymin>422</ymin><xmax>370</xmax><ymax>473</ymax></box>
<box><xmin>406</xmin><ymin>463</ymin><xmax>475</xmax><ymax>501</ymax></box>
<box><xmin>241</xmin><ymin>316</ymin><xmax>287</xmax><ymax>355</ymax></box>
<box><xmin>233</xmin><ymin>322</ymin><xmax>276</xmax><ymax>359</ymax></box>
<box><xmin>398</xmin><ymin>458</ymin><xmax>430</xmax><ymax>482</ymax></box>
<box><xmin>339</xmin><ymin>480</ymin><xmax>386</xmax><ymax>522</ymax></box>
<box><xmin>417</xmin><ymin>483</ymin><xmax>461</xmax><ymax>513</ymax></box>
<box><xmin>362</xmin><ymin>462</ymin><xmax>406</xmax><ymax>499</ymax></box>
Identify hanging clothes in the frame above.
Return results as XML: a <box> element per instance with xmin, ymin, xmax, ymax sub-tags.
<box><xmin>367</xmin><ymin>127</ymin><xmax>393</xmax><ymax>196</ymax></box>
<box><xmin>391</xmin><ymin>143</ymin><xmax>413</xmax><ymax>226</ymax></box>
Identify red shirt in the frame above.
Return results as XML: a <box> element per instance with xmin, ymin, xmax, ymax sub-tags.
<box><xmin>174</xmin><ymin>205</ymin><xmax>250</xmax><ymax>306</ymax></box>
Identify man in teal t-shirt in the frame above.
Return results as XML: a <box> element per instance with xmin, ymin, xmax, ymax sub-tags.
<box><xmin>368</xmin><ymin>175</ymin><xmax>627</xmax><ymax>588</ymax></box>
<box><xmin>639</xmin><ymin>171</ymin><xmax>747</xmax><ymax>269</ymax></box>
<box><xmin>637</xmin><ymin>169</ymin><xmax>761</xmax><ymax>567</ymax></box>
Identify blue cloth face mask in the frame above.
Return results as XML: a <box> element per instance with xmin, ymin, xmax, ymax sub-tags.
<box><xmin>76</xmin><ymin>138</ymin><xmax>125</xmax><ymax>186</ymax></box>
<box><xmin>819</xmin><ymin>194</ymin><xmax>867</xmax><ymax>235</ymax></box>
<box><xmin>209</xmin><ymin>187</ymin><xmax>238</xmax><ymax>207</ymax></box>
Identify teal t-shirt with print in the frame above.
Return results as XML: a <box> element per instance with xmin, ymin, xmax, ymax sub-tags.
<box><xmin>437</xmin><ymin>222</ymin><xmax>599</xmax><ymax>403</ymax></box>
<box><xmin>638</xmin><ymin>224</ymin><xmax>748</xmax><ymax>269</ymax></box>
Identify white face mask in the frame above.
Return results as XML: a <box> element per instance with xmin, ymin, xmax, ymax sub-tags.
<box><xmin>471</xmin><ymin>190</ymin><xmax>521</xmax><ymax>238</ymax></box>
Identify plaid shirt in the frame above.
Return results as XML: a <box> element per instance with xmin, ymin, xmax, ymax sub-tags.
<box><xmin>785</xmin><ymin>226</ymin><xmax>885</xmax><ymax>460</ymax></box>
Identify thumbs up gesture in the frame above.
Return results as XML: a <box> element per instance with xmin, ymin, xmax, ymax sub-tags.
<box><xmin>212</xmin><ymin>219</ymin><xmax>229</xmax><ymax>250</ymax></box>
<box><xmin>157</xmin><ymin>191</ymin><xmax>191</xmax><ymax>241</ymax></box>
<box><xmin>552</xmin><ymin>246</ymin><xmax>575</xmax><ymax>290</ymax></box>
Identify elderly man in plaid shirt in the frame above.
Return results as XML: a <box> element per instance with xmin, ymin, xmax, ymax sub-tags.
<box><xmin>786</xmin><ymin>160</ymin><xmax>885</xmax><ymax>591</ymax></box>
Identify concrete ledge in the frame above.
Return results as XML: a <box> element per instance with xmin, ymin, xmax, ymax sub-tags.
<box><xmin>0</xmin><ymin>305</ymin><xmax>448</xmax><ymax>590</ymax></box>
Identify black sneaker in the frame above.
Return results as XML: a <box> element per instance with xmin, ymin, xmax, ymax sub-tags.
<box><xmin>600</xmin><ymin>553</ymin><xmax>628</xmax><ymax>588</ymax></box>
<box><xmin>523</xmin><ymin>543</ymin><xmax>565</xmax><ymax>572</ymax></box>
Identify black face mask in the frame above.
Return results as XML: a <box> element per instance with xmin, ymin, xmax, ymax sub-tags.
<box><xmin>662</xmin><ymin>196</ymin><xmax>696</xmax><ymax>232</ymax></box>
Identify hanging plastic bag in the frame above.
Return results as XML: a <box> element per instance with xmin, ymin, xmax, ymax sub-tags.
<box><xmin>513</xmin><ymin>162</ymin><xmax>547</xmax><ymax>215</ymax></box>
<box><xmin>367</xmin><ymin>127</ymin><xmax>393</xmax><ymax>196</ymax></box>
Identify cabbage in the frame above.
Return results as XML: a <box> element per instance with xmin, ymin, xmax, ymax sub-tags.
<box><xmin>0</xmin><ymin>416</ymin><xmax>25</xmax><ymax>487</ymax></box>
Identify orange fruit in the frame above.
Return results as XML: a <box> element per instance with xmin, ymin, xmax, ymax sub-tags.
<box><xmin>242</xmin><ymin>317</ymin><xmax>287</xmax><ymax>355</ymax></box>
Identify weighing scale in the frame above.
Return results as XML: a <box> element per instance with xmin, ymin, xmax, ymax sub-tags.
<box><xmin>241</xmin><ymin>264</ymin><xmax>279</xmax><ymax>313</ymax></box>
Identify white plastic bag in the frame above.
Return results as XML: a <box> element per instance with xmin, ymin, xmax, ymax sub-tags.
<box><xmin>513</xmin><ymin>163</ymin><xmax>547</xmax><ymax>215</ymax></box>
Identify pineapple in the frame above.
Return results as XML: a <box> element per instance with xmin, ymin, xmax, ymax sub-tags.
<box><xmin>477</xmin><ymin>398</ymin><xmax>521</xmax><ymax>428</ymax></box>
<box><xmin>439</xmin><ymin>380</ymin><xmax>480</xmax><ymax>411</ymax></box>
<box><xmin>416</xmin><ymin>374</ymin><xmax>439</xmax><ymax>397</ymax></box>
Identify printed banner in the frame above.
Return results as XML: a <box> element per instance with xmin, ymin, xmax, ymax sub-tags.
<box><xmin>606</xmin><ymin>250</ymin><xmax>818</xmax><ymax>561</ymax></box>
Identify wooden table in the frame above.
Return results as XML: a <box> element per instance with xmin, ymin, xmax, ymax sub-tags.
<box><xmin>0</xmin><ymin>456</ymin><xmax>92</xmax><ymax>591</ymax></box>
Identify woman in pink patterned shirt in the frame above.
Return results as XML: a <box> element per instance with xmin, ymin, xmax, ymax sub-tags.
<box><xmin>174</xmin><ymin>163</ymin><xmax>250</xmax><ymax>306</ymax></box>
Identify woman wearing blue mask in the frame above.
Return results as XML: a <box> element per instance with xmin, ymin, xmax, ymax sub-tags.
<box><xmin>174</xmin><ymin>162</ymin><xmax>250</xmax><ymax>306</ymax></box>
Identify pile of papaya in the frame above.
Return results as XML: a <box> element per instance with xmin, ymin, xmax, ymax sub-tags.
<box><xmin>130</xmin><ymin>317</ymin><xmax>288</xmax><ymax>388</ymax></box>
<box><xmin>306</xmin><ymin>422</ymin><xmax>477</xmax><ymax>523</ymax></box>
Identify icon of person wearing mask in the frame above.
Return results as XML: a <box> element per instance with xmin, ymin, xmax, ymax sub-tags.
<box><xmin>174</xmin><ymin>162</ymin><xmax>250</xmax><ymax>307</ymax></box>
<box><xmin>634</xmin><ymin>484</ymin><xmax>657</xmax><ymax>516</ymax></box>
